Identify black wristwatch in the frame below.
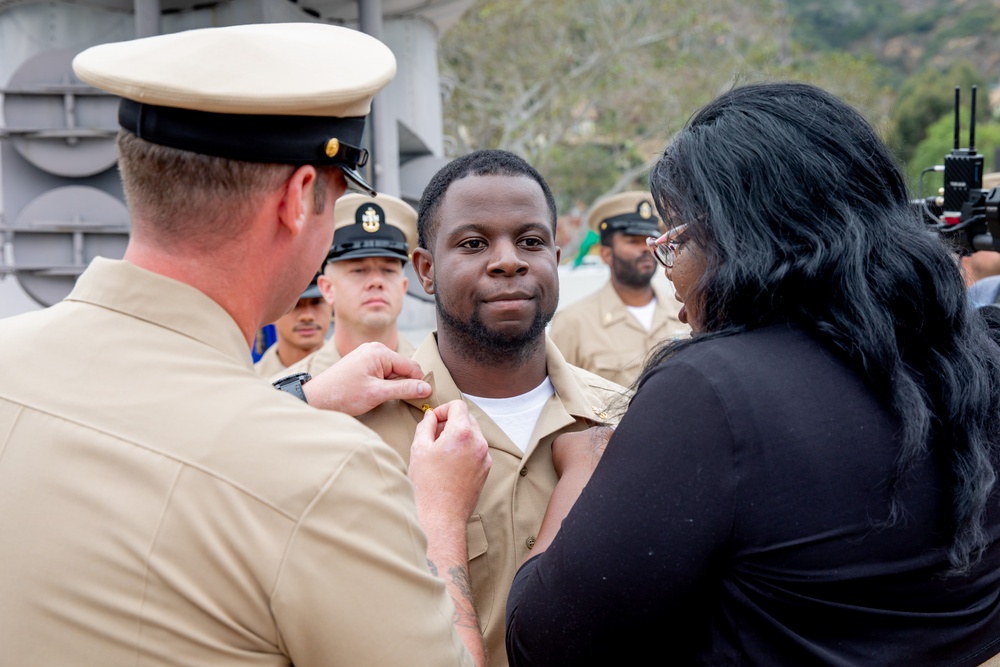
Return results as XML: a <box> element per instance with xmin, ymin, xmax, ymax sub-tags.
<box><xmin>272</xmin><ymin>372</ymin><xmax>312</xmax><ymax>403</ymax></box>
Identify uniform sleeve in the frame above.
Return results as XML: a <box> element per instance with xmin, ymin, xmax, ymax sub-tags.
<box><xmin>505</xmin><ymin>359</ymin><xmax>738</xmax><ymax>665</ymax></box>
<box><xmin>271</xmin><ymin>435</ymin><xmax>472</xmax><ymax>667</ymax></box>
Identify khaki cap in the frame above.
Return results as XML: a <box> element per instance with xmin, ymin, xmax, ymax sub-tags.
<box><xmin>72</xmin><ymin>23</ymin><xmax>397</xmax><ymax>196</ymax></box>
<box><xmin>328</xmin><ymin>194</ymin><xmax>418</xmax><ymax>265</ymax></box>
<box><xmin>587</xmin><ymin>191</ymin><xmax>663</xmax><ymax>243</ymax></box>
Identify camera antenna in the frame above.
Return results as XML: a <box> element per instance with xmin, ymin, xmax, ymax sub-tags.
<box><xmin>969</xmin><ymin>85</ymin><xmax>977</xmax><ymax>152</ymax></box>
<box><xmin>953</xmin><ymin>87</ymin><xmax>960</xmax><ymax>151</ymax></box>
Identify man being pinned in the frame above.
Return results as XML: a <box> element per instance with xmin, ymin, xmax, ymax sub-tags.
<box><xmin>550</xmin><ymin>191</ymin><xmax>689</xmax><ymax>386</ymax></box>
<box><xmin>358</xmin><ymin>149</ymin><xmax>628</xmax><ymax>667</ymax></box>
<box><xmin>279</xmin><ymin>193</ymin><xmax>416</xmax><ymax>378</ymax></box>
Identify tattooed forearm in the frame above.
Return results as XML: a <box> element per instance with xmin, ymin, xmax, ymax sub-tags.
<box><xmin>426</xmin><ymin>558</ymin><xmax>438</xmax><ymax>577</ymax></box>
<box><xmin>447</xmin><ymin>564</ymin><xmax>480</xmax><ymax>630</ymax></box>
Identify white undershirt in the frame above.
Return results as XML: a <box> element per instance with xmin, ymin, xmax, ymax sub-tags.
<box><xmin>627</xmin><ymin>296</ymin><xmax>657</xmax><ymax>331</ymax></box>
<box><xmin>464</xmin><ymin>377</ymin><xmax>555</xmax><ymax>453</ymax></box>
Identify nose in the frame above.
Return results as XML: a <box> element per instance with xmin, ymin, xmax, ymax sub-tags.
<box><xmin>488</xmin><ymin>239</ymin><xmax>529</xmax><ymax>276</ymax></box>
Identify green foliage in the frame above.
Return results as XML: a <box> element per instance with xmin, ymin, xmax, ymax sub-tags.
<box><xmin>784</xmin><ymin>0</ymin><xmax>901</xmax><ymax>50</ymax></box>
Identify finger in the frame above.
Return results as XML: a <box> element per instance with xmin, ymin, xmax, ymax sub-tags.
<box><xmin>411</xmin><ymin>406</ymin><xmax>438</xmax><ymax>452</ymax></box>
<box><xmin>431</xmin><ymin>399</ymin><xmax>466</xmax><ymax>423</ymax></box>
<box><xmin>378</xmin><ymin>349</ymin><xmax>424</xmax><ymax>381</ymax></box>
<box><xmin>371</xmin><ymin>378</ymin><xmax>432</xmax><ymax>404</ymax></box>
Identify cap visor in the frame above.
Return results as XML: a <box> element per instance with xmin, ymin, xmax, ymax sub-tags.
<box><xmin>341</xmin><ymin>165</ymin><xmax>376</xmax><ymax>197</ymax></box>
<box><xmin>299</xmin><ymin>284</ymin><xmax>323</xmax><ymax>299</ymax></box>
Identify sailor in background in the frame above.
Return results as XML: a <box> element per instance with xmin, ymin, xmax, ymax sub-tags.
<box><xmin>549</xmin><ymin>191</ymin><xmax>688</xmax><ymax>386</ymax></box>
<box><xmin>279</xmin><ymin>193</ymin><xmax>417</xmax><ymax>378</ymax></box>
<box><xmin>254</xmin><ymin>274</ymin><xmax>332</xmax><ymax>377</ymax></box>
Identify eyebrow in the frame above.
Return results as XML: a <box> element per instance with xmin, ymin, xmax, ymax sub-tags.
<box><xmin>444</xmin><ymin>221</ymin><xmax>553</xmax><ymax>238</ymax></box>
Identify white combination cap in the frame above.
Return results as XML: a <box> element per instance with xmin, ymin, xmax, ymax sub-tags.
<box><xmin>73</xmin><ymin>22</ymin><xmax>397</xmax><ymax>195</ymax></box>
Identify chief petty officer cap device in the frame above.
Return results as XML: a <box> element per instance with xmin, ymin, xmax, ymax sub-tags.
<box><xmin>587</xmin><ymin>191</ymin><xmax>664</xmax><ymax>244</ymax></box>
<box><xmin>327</xmin><ymin>193</ymin><xmax>418</xmax><ymax>265</ymax></box>
<box><xmin>71</xmin><ymin>23</ymin><xmax>397</xmax><ymax>197</ymax></box>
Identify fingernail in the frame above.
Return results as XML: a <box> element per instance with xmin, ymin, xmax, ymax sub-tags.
<box><xmin>417</xmin><ymin>381</ymin><xmax>431</xmax><ymax>396</ymax></box>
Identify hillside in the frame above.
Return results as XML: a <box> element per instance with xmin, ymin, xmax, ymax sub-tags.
<box><xmin>786</xmin><ymin>0</ymin><xmax>1000</xmax><ymax>89</ymax></box>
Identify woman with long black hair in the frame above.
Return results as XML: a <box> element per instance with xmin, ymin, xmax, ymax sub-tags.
<box><xmin>505</xmin><ymin>81</ymin><xmax>1000</xmax><ymax>666</ymax></box>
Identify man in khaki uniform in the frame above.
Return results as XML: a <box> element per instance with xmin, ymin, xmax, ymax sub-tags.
<box><xmin>254</xmin><ymin>275</ymin><xmax>332</xmax><ymax>377</ymax></box>
<box><xmin>550</xmin><ymin>191</ymin><xmax>689</xmax><ymax>386</ymax></box>
<box><xmin>359</xmin><ymin>150</ymin><xmax>628</xmax><ymax>666</ymax></box>
<box><xmin>0</xmin><ymin>24</ymin><xmax>491</xmax><ymax>667</ymax></box>
<box><xmin>281</xmin><ymin>193</ymin><xmax>417</xmax><ymax>378</ymax></box>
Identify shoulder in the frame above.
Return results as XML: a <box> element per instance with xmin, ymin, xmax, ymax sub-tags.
<box><xmin>970</xmin><ymin>275</ymin><xmax>1000</xmax><ymax>306</ymax></box>
<box><xmin>565</xmin><ymin>364</ymin><xmax>632</xmax><ymax>422</ymax></box>
<box><xmin>185</xmin><ymin>374</ymin><xmax>409</xmax><ymax>517</ymax></box>
<box><xmin>640</xmin><ymin>325</ymin><xmax>847</xmax><ymax>403</ymax></box>
<box><xmin>357</xmin><ymin>399</ymin><xmax>420</xmax><ymax>461</ymax></box>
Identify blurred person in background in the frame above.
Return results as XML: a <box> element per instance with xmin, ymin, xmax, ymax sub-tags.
<box><xmin>549</xmin><ymin>191</ymin><xmax>687</xmax><ymax>386</ymax></box>
<box><xmin>254</xmin><ymin>275</ymin><xmax>332</xmax><ymax>377</ymax></box>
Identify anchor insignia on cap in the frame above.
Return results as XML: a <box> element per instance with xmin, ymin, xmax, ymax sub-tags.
<box><xmin>639</xmin><ymin>201</ymin><xmax>652</xmax><ymax>219</ymax></box>
<box><xmin>361</xmin><ymin>207</ymin><xmax>381</xmax><ymax>232</ymax></box>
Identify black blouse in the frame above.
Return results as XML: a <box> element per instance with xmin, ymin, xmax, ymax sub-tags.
<box><xmin>507</xmin><ymin>324</ymin><xmax>1000</xmax><ymax>666</ymax></box>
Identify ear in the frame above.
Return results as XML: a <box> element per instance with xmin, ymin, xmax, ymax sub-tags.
<box><xmin>317</xmin><ymin>271</ymin><xmax>336</xmax><ymax>307</ymax></box>
<box><xmin>555</xmin><ymin>245</ymin><xmax>561</xmax><ymax>265</ymax></box>
<box><xmin>277</xmin><ymin>165</ymin><xmax>319</xmax><ymax>237</ymax></box>
<box><xmin>401</xmin><ymin>275</ymin><xmax>409</xmax><ymax>292</ymax></box>
<box><xmin>412</xmin><ymin>247</ymin><xmax>435</xmax><ymax>295</ymax></box>
<box><xmin>599</xmin><ymin>244</ymin><xmax>612</xmax><ymax>266</ymax></box>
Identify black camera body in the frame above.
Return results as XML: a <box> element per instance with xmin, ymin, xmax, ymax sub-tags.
<box><xmin>916</xmin><ymin>86</ymin><xmax>1000</xmax><ymax>254</ymax></box>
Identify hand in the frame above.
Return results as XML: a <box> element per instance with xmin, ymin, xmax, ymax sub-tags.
<box><xmin>551</xmin><ymin>424</ymin><xmax>613</xmax><ymax>479</ymax></box>
<box><xmin>409</xmin><ymin>400</ymin><xmax>491</xmax><ymax>529</ymax></box>
<box><xmin>302</xmin><ymin>342</ymin><xmax>431</xmax><ymax>416</ymax></box>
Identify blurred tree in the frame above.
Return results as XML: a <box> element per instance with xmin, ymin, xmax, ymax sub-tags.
<box><xmin>439</xmin><ymin>0</ymin><xmax>902</xmax><ymax>257</ymax></box>
<box><xmin>439</xmin><ymin>0</ymin><xmax>787</xmax><ymax>215</ymax></box>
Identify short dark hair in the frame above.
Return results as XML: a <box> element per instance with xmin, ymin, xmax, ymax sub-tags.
<box><xmin>417</xmin><ymin>149</ymin><xmax>557</xmax><ymax>250</ymax></box>
<box><xmin>645</xmin><ymin>80</ymin><xmax>1000</xmax><ymax>573</ymax></box>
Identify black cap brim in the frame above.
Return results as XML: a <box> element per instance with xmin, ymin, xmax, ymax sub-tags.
<box><xmin>341</xmin><ymin>165</ymin><xmax>377</xmax><ymax>197</ymax></box>
<box><xmin>299</xmin><ymin>283</ymin><xmax>323</xmax><ymax>299</ymax></box>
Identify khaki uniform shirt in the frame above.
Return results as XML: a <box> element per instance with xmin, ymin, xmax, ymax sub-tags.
<box><xmin>0</xmin><ymin>258</ymin><xmax>471</xmax><ymax>667</ymax></box>
<box><xmin>253</xmin><ymin>343</ymin><xmax>287</xmax><ymax>377</ymax></box>
<box><xmin>279</xmin><ymin>334</ymin><xmax>416</xmax><ymax>380</ymax></box>
<box><xmin>549</xmin><ymin>281</ymin><xmax>689</xmax><ymax>386</ymax></box>
<box><xmin>359</xmin><ymin>334</ymin><xmax>629</xmax><ymax>666</ymax></box>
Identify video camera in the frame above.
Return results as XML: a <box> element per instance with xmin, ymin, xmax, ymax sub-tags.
<box><xmin>913</xmin><ymin>85</ymin><xmax>1000</xmax><ymax>254</ymax></box>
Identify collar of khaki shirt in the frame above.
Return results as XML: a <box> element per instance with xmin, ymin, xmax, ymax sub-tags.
<box><xmin>67</xmin><ymin>257</ymin><xmax>252</xmax><ymax>370</ymax></box>
<box><xmin>401</xmin><ymin>332</ymin><xmax>624</xmax><ymax>458</ymax></box>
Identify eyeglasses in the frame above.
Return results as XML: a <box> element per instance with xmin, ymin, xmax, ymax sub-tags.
<box><xmin>646</xmin><ymin>224</ymin><xmax>689</xmax><ymax>269</ymax></box>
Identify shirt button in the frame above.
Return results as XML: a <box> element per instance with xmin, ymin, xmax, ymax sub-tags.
<box><xmin>519</xmin><ymin>467</ymin><xmax>528</xmax><ymax>476</ymax></box>
<box><xmin>526</xmin><ymin>536</ymin><xmax>536</xmax><ymax>549</ymax></box>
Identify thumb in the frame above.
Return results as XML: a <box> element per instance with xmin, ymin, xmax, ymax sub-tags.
<box><xmin>371</xmin><ymin>378</ymin><xmax>432</xmax><ymax>404</ymax></box>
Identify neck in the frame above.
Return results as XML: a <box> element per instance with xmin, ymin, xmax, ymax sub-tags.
<box><xmin>612</xmin><ymin>277</ymin><xmax>655</xmax><ymax>307</ymax></box>
<box><xmin>276</xmin><ymin>341</ymin><xmax>315</xmax><ymax>367</ymax></box>
<box><xmin>436</xmin><ymin>329</ymin><xmax>548</xmax><ymax>398</ymax></box>
<box><xmin>124</xmin><ymin>235</ymin><xmax>272</xmax><ymax>349</ymax></box>
<box><xmin>334</xmin><ymin>325</ymin><xmax>399</xmax><ymax>357</ymax></box>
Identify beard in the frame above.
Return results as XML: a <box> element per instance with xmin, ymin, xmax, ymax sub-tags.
<box><xmin>435</xmin><ymin>291</ymin><xmax>555</xmax><ymax>367</ymax></box>
<box><xmin>612</xmin><ymin>251</ymin><xmax>656</xmax><ymax>288</ymax></box>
